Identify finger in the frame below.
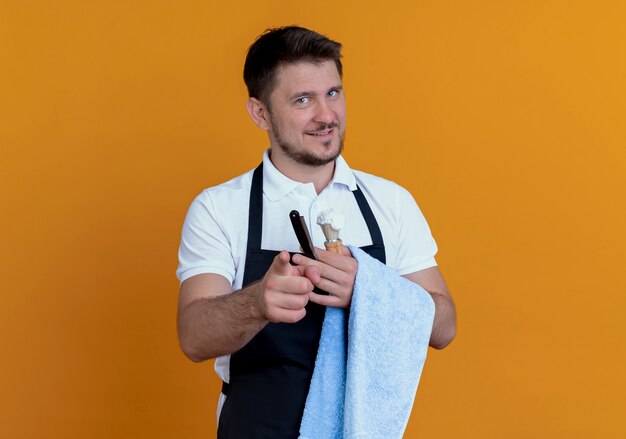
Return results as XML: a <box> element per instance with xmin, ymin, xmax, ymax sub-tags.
<box><xmin>291</xmin><ymin>252</ymin><xmax>318</xmax><ymax>267</ymax></box>
<box><xmin>294</xmin><ymin>253</ymin><xmax>346</xmax><ymax>286</ymax></box>
<box><xmin>293</xmin><ymin>264</ymin><xmax>321</xmax><ymax>285</ymax></box>
<box><xmin>273</xmin><ymin>292</ymin><xmax>310</xmax><ymax>310</ymax></box>
<box><xmin>294</xmin><ymin>250</ymin><xmax>358</xmax><ymax>288</ymax></box>
<box><xmin>268</xmin><ymin>307</ymin><xmax>307</xmax><ymax>324</ymax></box>
<box><xmin>340</xmin><ymin>245</ymin><xmax>352</xmax><ymax>257</ymax></box>
<box><xmin>307</xmin><ymin>291</ymin><xmax>344</xmax><ymax>308</ymax></box>
<box><xmin>279</xmin><ymin>276</ymin><xmax>314</xmax><ymax>294</ymax></box>
<box><xmin>311</xmin><ymin>277</ymin><xmax>344</xmax><ymax>296</ymax></box>
<box><xmin>304</xmin><ymin>265</ymin><xmax>321</xmax><ymax>285</ymax></box>
<box><xmin>271</xmin><ymin>250</ymin><xmax>293</xmax><ymax>276</ymax></box>
<box><xmin>265</xmin><ymin>273</ymin><xmax>314</xmax><ymax>296</ymax></box>
<box><xmin>315</xmin><ymin>248</ymin><xmax>355</xmax><ymax>271</ymax></box>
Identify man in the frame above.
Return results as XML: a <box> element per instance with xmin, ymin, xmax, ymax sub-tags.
<box><xmin>177</xmin><ymin>26</ymin><xmax>456</xmax><ymax>438</ymax></box>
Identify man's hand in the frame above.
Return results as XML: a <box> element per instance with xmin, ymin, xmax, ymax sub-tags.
<box><xmin>177</xmin><ymin>250</ymin><xmax>322</xmax><ymax>362</ymax></box>
<box><xmin>257</xmin><ymin>251</ymin><xmax>321</xmax><ymax>323</ymax></box>
<box><xmin>291</xmin><ymin>246</ymin><xmax>357</xmax><ymax>309</ymax></box>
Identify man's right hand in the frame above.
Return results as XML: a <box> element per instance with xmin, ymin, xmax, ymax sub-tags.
<box><xmin>178</xmin><ymin>250</ymin><xmax>321</xmax><ymax>362</ymax></box>
<box><xmin>256</xmin><ymin>251</ymin><xmax>321</xmax><ymax>324</ymax></box>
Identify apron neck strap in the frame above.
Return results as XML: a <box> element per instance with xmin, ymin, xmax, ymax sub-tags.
<box><xmin>246</xmin><ymin>163</ymin><xmax>264</xmax><ymax>251</ymax></box>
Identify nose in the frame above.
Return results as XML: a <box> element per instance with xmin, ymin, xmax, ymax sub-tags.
<box><xmin>313</xmin><ymin>99</ymin><xmax>335</xmax><ymax>125</ymax></box>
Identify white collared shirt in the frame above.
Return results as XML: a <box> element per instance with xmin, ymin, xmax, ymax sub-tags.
<box><xmin>176</xmin><ymin>149</ymin><xmax>438</xmax><ymax>388</ymax></box>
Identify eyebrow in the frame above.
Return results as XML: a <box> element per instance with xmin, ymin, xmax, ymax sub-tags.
<box><xmin>288</xmin><ymin>85</ymin><xmax>343</xmax><ymax>101</ymax></box>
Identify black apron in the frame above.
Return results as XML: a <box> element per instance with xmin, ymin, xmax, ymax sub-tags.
<box><xmin>217</xmin><ymin>164</ymin><xmax>386</xmax><ymax>439</ymax></box>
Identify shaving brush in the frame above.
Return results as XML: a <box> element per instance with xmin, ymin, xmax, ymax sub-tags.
<box><xmin>316</xmin><ymin>208</ymin><xmax>345</xmax><ymax>254</ymax></box>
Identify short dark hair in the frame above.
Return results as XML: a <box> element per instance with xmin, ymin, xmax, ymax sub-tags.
<box><xmin>243</xmin><ymin>26</ymin><xmax>343</xmax><ymax>104</ymax></box>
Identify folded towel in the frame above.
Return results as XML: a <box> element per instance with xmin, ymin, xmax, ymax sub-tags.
<box><xmin>299</xmin><ymin>246</ymin><xmax>436</xmax><ymax>439</ymax></box>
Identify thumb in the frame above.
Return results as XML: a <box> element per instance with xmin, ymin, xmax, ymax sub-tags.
<box><xmin>271</xmin><ymin>250</ymin><xmax>293</xmax><ymax>276</ymax></box>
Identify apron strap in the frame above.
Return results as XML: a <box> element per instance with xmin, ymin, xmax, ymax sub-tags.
<box><xmin>352</xmin><ymin>185</ymin><xmax>384</xmax><ymax>247</ymax></box>
<box><xmin>246</xmin><ymin>163</ymin><xmax>264</xmax><ymax>251</ymax></box>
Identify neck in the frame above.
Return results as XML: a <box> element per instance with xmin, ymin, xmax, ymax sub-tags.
<box><xmin>268</xmin><ymin>149</ymin><xmax>335</xmax><ymax>194</ymax></box>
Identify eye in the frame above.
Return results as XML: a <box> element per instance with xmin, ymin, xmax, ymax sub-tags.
<box><xmin>295</xmin><ymin>97</ymin><xmax>309</xmax><ymax>104</ymax></box>
<box><xmin>328</xmin><ymin>89</ymin><xmax>340</xmax><ymax>97</ymax></box>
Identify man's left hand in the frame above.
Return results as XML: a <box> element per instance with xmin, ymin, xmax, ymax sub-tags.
<box><xmin>291</xmin><ymin>246</ymin><xmax>357</xmax><ymax>308</ymax></box>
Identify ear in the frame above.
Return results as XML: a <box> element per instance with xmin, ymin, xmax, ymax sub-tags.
<box><xmin>246</xmin><ymin>97</ymin><xmax>271</xmax><ymax>131</ymax></box>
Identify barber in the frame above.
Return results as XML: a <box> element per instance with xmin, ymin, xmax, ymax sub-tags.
<box><xmin>176</xmin><ymin>26</ymin><xmax>456</xmax><ymax>438</ymax></box>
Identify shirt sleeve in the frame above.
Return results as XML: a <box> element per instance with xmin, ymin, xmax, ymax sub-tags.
<box><xmin>392</xmin><ymin>184</ymin><xmax>438</xmax><ymax>275</ymax></box>
<box><xmin>176</xmin><ymin>191</ymin><xmax>236</xmax><ymax>284</ymax></box>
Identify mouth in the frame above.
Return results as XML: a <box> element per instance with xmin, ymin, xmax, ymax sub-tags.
<box><xmin>306</xmin><ymin>128</ymin><xmax>334</xmax><ymax>137</ymax></box>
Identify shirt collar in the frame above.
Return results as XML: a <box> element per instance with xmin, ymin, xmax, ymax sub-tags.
<box><xmin>330</xmin><ymin>154</ymin><xmax>358</xmax><ymax>191</ymax></box>
<box><xmin>262</xmin><ymin>149</ymin><xmax>357</xmax><ymax>201</ymax></box>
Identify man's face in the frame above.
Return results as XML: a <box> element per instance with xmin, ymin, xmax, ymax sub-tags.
<box><xmin>265</xmin><ymin>60</ymin><xmax>346</xmax><ymax>167</ymax></box>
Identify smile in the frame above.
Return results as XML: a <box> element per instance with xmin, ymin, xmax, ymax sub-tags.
<box><xmin>307</xmin><ymin>129</ymin><xmax>333</xmax><ymax>136</ymax></box>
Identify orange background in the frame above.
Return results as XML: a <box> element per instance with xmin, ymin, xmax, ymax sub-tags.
<box><xmin>1</xmin><ymin>1</ymin><xmax>625</xmax><ymax>437</ymax></box>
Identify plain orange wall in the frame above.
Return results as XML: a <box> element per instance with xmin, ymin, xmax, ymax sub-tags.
<box><xmin>1</xmin><ymin>1</ymin><xmax>625</xmax><ymax>437</ymax></box>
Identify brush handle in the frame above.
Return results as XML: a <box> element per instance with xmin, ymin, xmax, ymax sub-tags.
<box><xmin>323</xmin><ymin>239</ymin><xmax>343</xmax><ymax>254</ymax></box>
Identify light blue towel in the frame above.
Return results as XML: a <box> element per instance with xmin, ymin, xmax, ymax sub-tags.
<box><xmin>299</xmin><ymin>246</ymin><xmax>436</xmax><ymax>439</ymax></box>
